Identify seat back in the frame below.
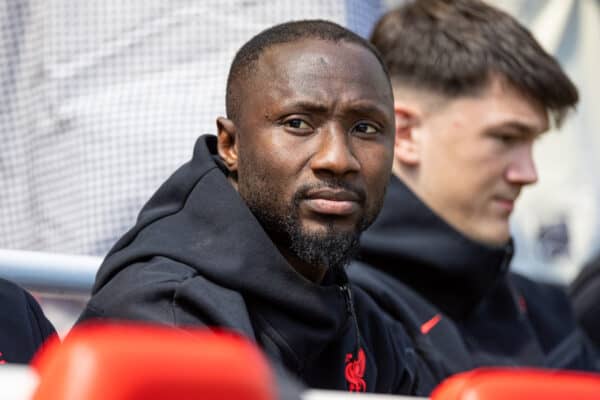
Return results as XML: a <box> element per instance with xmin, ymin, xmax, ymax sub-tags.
<box><xmin>431</xmin><ymin>368</ymin><xmax>600</xmax><ymax>400</ymax></box>
<box><xmin>32</xmin><ymin>323</ymin><xmax>275</xmax><ymax>400</ymax></box>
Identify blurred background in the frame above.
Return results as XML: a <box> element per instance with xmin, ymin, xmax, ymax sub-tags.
<box><xmin>0</xmin><ymin>0</ymin><xmax>598</xmax><ymax>335</ymax></box>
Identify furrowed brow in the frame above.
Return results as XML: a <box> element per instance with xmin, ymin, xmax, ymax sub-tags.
<box><xmin>280</xmin><ymin>100</ymin><xmax>330</xmax><ymax>114</ymax></box>
<box><xmin>342</xmin><ymin>101</ymin><xmax>392</xmax><ymax>126</ymax></box>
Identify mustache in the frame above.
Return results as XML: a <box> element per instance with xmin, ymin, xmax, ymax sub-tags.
<box><xmin>293</xmin><ymin>180</ymin><xmax>366</xmax><ymax>205</ymax></box>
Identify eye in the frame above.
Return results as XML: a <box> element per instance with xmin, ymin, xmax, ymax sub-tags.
<box><xmin>494</xmin><ymin>133</ymin><xmax>518</xmax><ymax>145</ymax></box>
<box><xmin>283</xmin><ymin>118</ymin><xmax>312</xmax><ymax>132</ymax></box>
<box><xmin>353</xmin><ymin>122</ymin><xmax>380</xmax><ymax>137</ymax></box>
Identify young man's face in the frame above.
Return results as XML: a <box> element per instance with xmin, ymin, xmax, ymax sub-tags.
<box><xmin>219</xmin><ymin>38</ymin><xmax>395</xmax><ymax>281</ymax></box>
<box><xmin>403</xmin><ymin>77</ymin><xmax>548</xmax><ymax>247</ymax></box>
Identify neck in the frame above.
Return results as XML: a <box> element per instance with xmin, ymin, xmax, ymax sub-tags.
<box><xmin>278</xmin><ymin>247</ymin><xmax>327</xmax><ymax>284</ymax></box>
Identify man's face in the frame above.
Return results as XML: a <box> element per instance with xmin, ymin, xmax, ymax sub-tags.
<box><xmin>407</xmin><ymin>77</ymin><xmax>548</xmax><ymax>246</ymax></box>
<box><xmin>221</xmin><ymin>39</ymin><xmax>395</xmax><ymax>280</ymax></box>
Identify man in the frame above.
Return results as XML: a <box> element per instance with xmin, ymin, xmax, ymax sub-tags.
<box><xmin>78</xmin><ymin>20</ymin><xmax>425</xmax><ymax>394</ymax></box>
<box><xmin>348</xmin><ymin>0</ymin><xmax>598</xmax><ymax>382</ymax></box>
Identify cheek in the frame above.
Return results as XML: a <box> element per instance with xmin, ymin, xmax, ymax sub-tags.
<box><xmin>468</xmin><ymin>151</ymin><xmax>509</xmax><ymax>188</ymax></box>
<box><xmin>237</xmin><ymin>142</ymin><xmax>299</xmax><ymax>202</ymax></box>
<box><xmin>444</xmin><ymin>136</ymin><xmax>505</xmax><ymax>187</ymax></box>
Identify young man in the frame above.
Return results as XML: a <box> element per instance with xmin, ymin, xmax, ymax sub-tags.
<box><xmin>348</xmin><ymin>0</ymin><xmax>598</xmax><ymax>382</ymax></box>
<box><xmin>78</xmin><ymin>20</ymin><xmax>426</xmax><ymax>394</ymax></box>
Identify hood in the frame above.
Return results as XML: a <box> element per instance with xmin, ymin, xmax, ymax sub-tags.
<box><xmin>93</xmin><ymin>135</ymin><xmax>351</xmax><ymax>370</ymax></box>
<box><xmin>357</xmin><ymin>175</ymin><xmax>512</xmax><ymax>320</ymax></box>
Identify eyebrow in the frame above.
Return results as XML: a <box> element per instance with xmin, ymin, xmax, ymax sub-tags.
<box><xmin>280</xmin><ymin>99</ymin><xmax>391</xmax><ymax>123</ymax></box>
<box><xmin>283</xmin><ymin>100</ymin><xmax>330</xmax><ymax>114</ymax></box>
<box><xmin>347</xmin><ymin>102</ymin><xmax>391</xmax><ymax>121</ymax></box>
<box><xmin>486</xmin><ymin>121</ymin><xmax>546</xmax><ymax>137</ymax></box>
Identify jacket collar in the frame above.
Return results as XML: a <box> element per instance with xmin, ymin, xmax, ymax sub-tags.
<box><xmin>358</xmin><ymin>175</ymin><xmax>513</xmax><ymax>320</ymax></box>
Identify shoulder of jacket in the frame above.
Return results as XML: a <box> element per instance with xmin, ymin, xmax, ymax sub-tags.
<box><xmin>509</xmin><ymin>272</ymin><xmax>569</xmax><ymax>306</ymax></box>
<box><xmin>349</xmin><ymin>261</ymin><xmax>438</xmax><ymax>322</ymax></box>
<box><xmin>0</xmin><ymin>277</ymin><xmax>28</xmax><ymax>301</ymax></box>
<box><xmin>85</xmin><ymin>257</ymin><xmax>254</xmax><ymax>334</ymax></box>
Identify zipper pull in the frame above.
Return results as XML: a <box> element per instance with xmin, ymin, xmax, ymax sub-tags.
<box><xmin>340</xmin><ymin>284</ymin><xmax>363</xmax><ymax>352</ymax></box>
<box><xmin>340</xmin><ymin>284</ymin><xmax>353</xmax><ymax>316</ymax></box>
<box><xmin>500</xmin><ymin>242</ymin><xmax>514</xmax><ymax>273</ymax></box>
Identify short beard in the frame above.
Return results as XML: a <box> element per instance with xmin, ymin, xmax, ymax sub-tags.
<box><xmin>289</xmin><ymin>224</ymin><xmax>361</xmax><ymax>273</ymax></box>
<box><xmin>242</xmin><ymin>183</ymin><xmax>372</xmax><ymax>275</ymax></box>
<box><xmin>251</xmin><ymin>203</ymin><xmax>363</xmax><ymax>273</ymax></box>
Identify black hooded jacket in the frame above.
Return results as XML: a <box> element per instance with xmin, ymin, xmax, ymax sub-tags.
<box><xmin>0</xmin><ymin>278</ymin><xmax>56</xmax><ymax>363</ymax></box>
<box><xmin>570</xmin><ymin>253</ymin><xmax>600</xmax><ymax>348</ymax></box>
<box><xmin>348</xmin><ymin>176</ymin><xmax>599</xmax><ymax>385</ymax></box>
<box><xmin>78</xmin><ymin>135</ymin><xmax>425</xmax><ymax>395</ymax></box>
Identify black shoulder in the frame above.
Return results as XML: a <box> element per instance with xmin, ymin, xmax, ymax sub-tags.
<box><xmin>348</xmin><ymin>261</ymin><xmax>435</xmax><ymax>329</ymax></box>
<box><xmin>510</xmin><ymin>273</ymin><xmax>571</xmax><ymax>317</ymax></box>
<box><xmin>570</xmin><ymin>255</ymin><xmax>600</xmax><ymax>347</ymax></box>
<box><xmin>79</xmin><ymin>257</ymin><xmax>199</xmax><ymax>325</ymax></box>
<box><xmin>79</xmin><ymin>257</ymin><xmax>253</xmax><ymax>337</ymax></box>
<box><xmin>510</xmin><ymin>273</ymin><xmax>599</xmax><ymax>370</ymax></box>
<box><xmin>0</xmin><ymin>278</ymin><xmax>57</xmax><ymax>363</ymax></box>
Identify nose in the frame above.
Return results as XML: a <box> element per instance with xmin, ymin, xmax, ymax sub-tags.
<box><xmin>505</xmin><ymin>143</ymin><xmax>538</xmax><ymax>186</ymax></box>
<box><xmin>309</xmin><ymin>125</ymin><xmax>360</xmax><ymax>177</ymax></box>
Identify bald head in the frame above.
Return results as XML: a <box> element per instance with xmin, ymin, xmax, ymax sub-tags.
<box><xmin>225</xmin><ymin>20</ymin><xmax>390</xmax><ymax>125</ymax></box>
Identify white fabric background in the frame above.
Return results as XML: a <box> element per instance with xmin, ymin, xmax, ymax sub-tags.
<box><xmin>0</xmin><ymin>0</ymin><xmax>384</xmax><ymax>256</ymax></box>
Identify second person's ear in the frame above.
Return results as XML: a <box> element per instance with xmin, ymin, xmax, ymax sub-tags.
<box><xmin>394</xmin><ymin>106</ymin><xmax>420</xmax><ymax>165</ymax></box>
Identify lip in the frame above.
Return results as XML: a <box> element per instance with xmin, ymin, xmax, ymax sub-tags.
<box><xmin>493</xmin><ymin>197</ymin><xmax>515</xmax><ymax>212</ymax></box>
<box><xmin>303</xmin><ymin>189</ymin><xmax>361</xmax><ymax>216</ymax></box>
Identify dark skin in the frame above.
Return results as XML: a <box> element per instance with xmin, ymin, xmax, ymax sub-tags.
<box><xmin>218</xmin><ymin>38</ymin><xmax>395</xmax><ymax>283</ymax></box>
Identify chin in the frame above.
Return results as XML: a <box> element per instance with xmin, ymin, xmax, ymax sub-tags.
<box><xmin>477</xmin><ymin>230</ymin><xmax>511</xmax><ymax>248</ymax></box>
<box><xmin>302</xmin><ymin>217</ymin><xmax>360</xmax><ymax>234</ymax></box>
<box><xmin>476</xmin><ymin>215</ymin><xmax>512</xmax><ymax>246</ymax></box>
<box><xmin>466</xmin><ymin>221</ymin><xmax>510</xmax><ymax>248</ymax></box>
<box><xmin>488</xmin><ymin>237</ymin><xmax>511</xmax><ymax>248</ymax></box>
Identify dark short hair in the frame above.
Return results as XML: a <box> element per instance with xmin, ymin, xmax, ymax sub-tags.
<box><xmin>371</xmin><ymin>0</ymin><xmax>578</xmax><ymax>126</ymax></box>
<box><xmin>226</xmin><ymin>20</ymin><xmax>389</xmax><ymax>123</ymax></box>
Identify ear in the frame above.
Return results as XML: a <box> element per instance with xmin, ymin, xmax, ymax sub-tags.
<box><xmin>216</xmin><ymin>117</ymin><xmax>239</xmax><ymax>174</ymax></box>
<box><xmin>394</xmin><ymin>105</ymin><xmax>420</xmax><ymax>166</ymax></box>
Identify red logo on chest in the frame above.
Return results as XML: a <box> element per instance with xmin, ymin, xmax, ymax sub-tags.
<box><xmin>345</xmin><ymin>348</ymin><xmax>366</xmax><ymax>392</ymax></box>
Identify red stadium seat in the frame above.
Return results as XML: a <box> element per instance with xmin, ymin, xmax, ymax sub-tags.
<box><xmin>431</xmin><ymin>368</ymin><xmax>600</xmax><ymax>400</ymax></box>
<box><xmin>32</xmin><ymin>323</ymin><xmax>275</xmax><ymax>400</ymax></box>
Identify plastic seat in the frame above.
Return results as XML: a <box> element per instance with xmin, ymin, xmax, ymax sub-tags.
<box><xmin>32</xmin><ymin>323</ymin><xmax>275</xmax><ymax>400</ymax></box>
<box><xmin>431</xmin><ymin>368</ymin><xmax>600</xmax><ymax>400</ymax></box>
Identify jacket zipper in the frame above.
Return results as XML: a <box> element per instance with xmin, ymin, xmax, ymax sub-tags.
<box><xmin>500</xmin><ymin>241</ymin><xmax>514</xmax><ymax>273</ymax></box>
<box><xmin>340</xmin><ymin>284</ymin><xmax>362</xmax><ymax>359</ymax></box>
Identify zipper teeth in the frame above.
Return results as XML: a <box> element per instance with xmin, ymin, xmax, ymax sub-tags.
<box><xmin>501</xmin><ymin>242</ymin><xmax>514</xmax><ymax>272</ymax></box>
<box><xmin>341</xmin><ymin>284</ymin><xmax>362</xmax><ymax>358</ymax></box>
